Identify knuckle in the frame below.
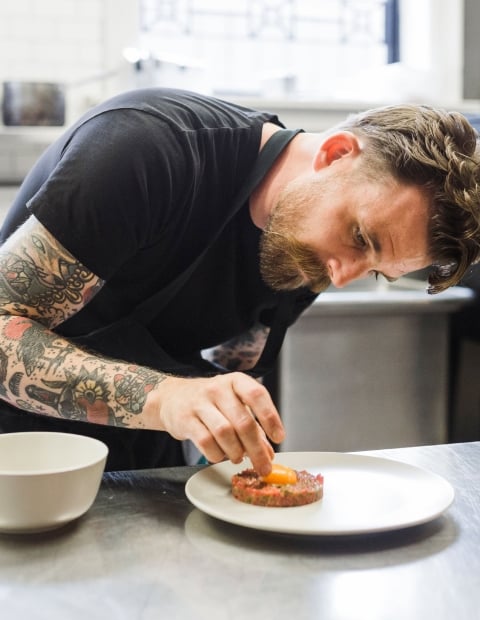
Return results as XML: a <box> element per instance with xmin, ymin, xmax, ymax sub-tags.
<box><xmin>240</xmin><ymin>382</ymin><xmax>271</xmax><ymax>409</ymax></box>
<box><xmin>196</xmin><ymin>440</ymin><xmax>223</xmax><ymax>464</ymax></box>
<box><xmin>246</xmin><ymin>382</ymin><xmax>265</xmax><ymax>400</ymax></box>
<box><xmin>214</xmin><ymin>420</ymin><xmax>234</xmax><ymax>441</ymax></box>
<box><xmin>195</xmin><ymin>438</ymin><xmax>209</xmax><ymax>455</ymax></box>
<box><xmin>203</xmin><ymin>378</ymin><xmax>224</xmax><ymax>400</ymax></box>
<box><xmin>235</xmin><ymin>413</ymin><xmax>256</xmax><ymax>434</ymax></box>
<box><xmin>195</xmin><ymin>429</ymin><xmax>216</xmax><ymax>453</ymax></box>
<box><xmin>230</xmin><ymin>449</ymin><xmax>246</xmax><ymax>464</ymax></box>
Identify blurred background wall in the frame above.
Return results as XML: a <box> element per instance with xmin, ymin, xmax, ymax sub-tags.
<box><xmin>0</xmin><ymin>0</ymin><xmax>475</xmax><ymax>124</ymax></box>
<box><xmin>1</xmin><ymin>0</ymin><xmax>477</xmax><ymax>182</ymax></box>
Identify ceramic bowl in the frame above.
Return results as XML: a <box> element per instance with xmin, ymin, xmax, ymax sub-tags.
<box><xmin>0</xmin><ymin>431</ymin><xmax>108</xmax><ymax>534</ymax></box>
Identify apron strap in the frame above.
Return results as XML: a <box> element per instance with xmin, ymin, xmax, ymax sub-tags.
<box><xmin>246</xmin><ymin>294</ymin><xmax>297</xmax><ymax>378</ymax></box>
<box><xmin>132</xmin><ymin>128</ymin><xmax>303</xmax><ymax>325</ymax></box>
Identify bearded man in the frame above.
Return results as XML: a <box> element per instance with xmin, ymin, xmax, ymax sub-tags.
<box><xmin>0</xmin><ymin>88</ymin><xmax>479</xmax><ymax>471</ymax></box>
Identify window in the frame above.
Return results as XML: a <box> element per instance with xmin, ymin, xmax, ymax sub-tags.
<box><xmin>135</xmin><ymin>0</ymin><xmax>399</xmax><ymax>101</ymax></box>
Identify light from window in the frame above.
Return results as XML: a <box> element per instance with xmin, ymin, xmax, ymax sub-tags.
<box><xmin>137</xmin><ymin>0</ymin><xmax>399</xmax><ymax>101</ymax></box>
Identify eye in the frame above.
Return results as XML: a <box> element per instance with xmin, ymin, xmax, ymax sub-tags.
<box><xmin>368</xmin><ymin>271</ymin><xmax>397</xmax><ymax>283</ymax></box>
<box><xmin>354</xmin><ymin>227</ymin><xmax>367</xmax><ymax>249</ymax></box>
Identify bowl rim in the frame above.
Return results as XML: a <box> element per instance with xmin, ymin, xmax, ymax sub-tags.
<box><xmin>0</xmin><ymin>431</ymin><xmax>109</xmax><ymax>476</ymax></box>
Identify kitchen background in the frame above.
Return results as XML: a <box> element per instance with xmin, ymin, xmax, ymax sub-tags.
<box><xmin>0</xmin><ymin>0</ymin><xmax>475</xmax><ymax>182</ymax></box>
<box><xmin>0</xmin><ymin>0</ymin><xmax>479</xmax><ymax>451</ymax></box>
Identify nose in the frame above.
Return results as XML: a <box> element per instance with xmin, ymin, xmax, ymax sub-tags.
<box><xmin>327</xmin><ymin>257</ymin><xmax>369</xmax><ymax>288</ymax></box>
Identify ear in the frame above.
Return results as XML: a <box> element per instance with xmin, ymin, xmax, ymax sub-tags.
<box><xmin>313</xmin><ymin>131</ymin><xmax>361</xmax><ymax>171</ymax></box>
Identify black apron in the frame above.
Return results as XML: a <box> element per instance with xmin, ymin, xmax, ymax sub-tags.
<box><xmin>0</xmin><ymin>129</ymin><xmax>301</xmax><ymax>470</ymax></box>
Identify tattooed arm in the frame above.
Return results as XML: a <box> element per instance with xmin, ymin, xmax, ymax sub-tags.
<box><xmin>0</xmin><ymin>216</ymin><xmax>167</xmax><ymax>428</ymax></box>
<box><xmin>205</xmin><ymin>324</ymin><xmax>270</xmax><ymax>371</ymax></box>
<box><xmin>0</xmin><ymin>216</ymin><xmax>284</xmax><ymax>475</ymax></box>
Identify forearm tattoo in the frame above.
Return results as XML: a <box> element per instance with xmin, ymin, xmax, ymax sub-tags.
<box><xmin>210</xmin><ymin>323</ymin><xmax>270</xmax><ymax>371</ymax></box>
<box><xmin>0</xmin><ymin>220</ymin><xmax>167</xmax><ymax>427</ymax></box>
<box><xmin>0</xmin><ymin>316</ymin><xmax>166</xmax><ymax>427</ymax></box>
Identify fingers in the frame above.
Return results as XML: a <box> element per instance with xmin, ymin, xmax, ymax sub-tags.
<box><xmin>192</xmin><ymin>373</ymin><xmax>284</xmax><ymax>476</ymax></box>
<box><xmin>231</xmin><ymin>373</ymin><xmax>285</xmax><ymax>445</ymax></box>
<box><xmin>195</xmin><ymin>405</ymin><xmax>275</xmax><ymax>470</ymax></box>
<box><xmin>154</xmin><ymin>372</ymin><xmax>285</xmax><ymax>475</ymax></box>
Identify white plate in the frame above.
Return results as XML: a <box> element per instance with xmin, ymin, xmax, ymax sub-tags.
<box><xmin>185</xmin><ymin>452</ymin><xmax>455</xmax><ymax>535</ymax></box>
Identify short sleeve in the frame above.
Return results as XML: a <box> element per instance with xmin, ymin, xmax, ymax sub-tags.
<box><xmin>27</xmin><ymin>110</ymin><xmax>183</xmax><ymax>280</ymax></box>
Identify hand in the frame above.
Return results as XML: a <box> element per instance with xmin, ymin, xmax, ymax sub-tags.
<box><xmin>146</xmin><ymin>372</ymin><xmax>285</xmax><ymax>476</ymax></box>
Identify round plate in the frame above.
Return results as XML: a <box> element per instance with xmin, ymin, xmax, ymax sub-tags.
<box><xmin>185</xmin><ymin>452</ymin><xmax>455</xmax><ymax>535</ymax></box>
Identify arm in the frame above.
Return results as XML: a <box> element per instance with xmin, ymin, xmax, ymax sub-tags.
<box><xmin>204</xmin><ymin>323</ymin><xmax>270</xmax><ymax>371</ymax></box>
<box><xmin>0</xmin><ymin>217</ymin><xmax>283</xmax><ymax>474</ymax></box>
<box><xmin>0</xmin><ymin>216</ymin><xmax>162</xmax><ymax>426</ymax></box>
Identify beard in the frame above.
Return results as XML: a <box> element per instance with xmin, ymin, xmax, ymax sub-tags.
<box><xmin>259</xmin><ymin>177</ymin><xmax>332</xmax><ymax>294</ymax></box>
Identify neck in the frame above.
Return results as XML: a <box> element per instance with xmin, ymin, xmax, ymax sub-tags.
<box><xmin>249</xmin><ymin>125</ymin><xmax>321</xmax><ymax>229</ymax></box>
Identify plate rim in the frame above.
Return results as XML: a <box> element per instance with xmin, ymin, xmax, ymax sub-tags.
<box><xmin>185</xmin><ymin>451</ymin><xmax>455</xmax><ymax>536</ymax></box>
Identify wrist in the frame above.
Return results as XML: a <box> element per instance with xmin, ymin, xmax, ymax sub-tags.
<box><xmin>142</xmin><ymin>374</ymin><xmax>181</xmax><ymax>431</ymax></box>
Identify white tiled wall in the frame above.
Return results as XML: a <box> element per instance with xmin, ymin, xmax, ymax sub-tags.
<box><xmin>0</xmin><ymin>0</ymin><xmax>139</xmax><ymax>121</ymax></box>
<box><xmin>0</xmin><ymin>1</ymin><xmax>469</xmax><ymax>184</ymax></box>
<box><xmin>0</xmin><ymin>0</ymin><xmax>139</xmax><ymax>182</ymax></box>
<box><xmin>0</xmin><ymin>0</ymin><xmax>103</xmax><ymax>81</ymax></box>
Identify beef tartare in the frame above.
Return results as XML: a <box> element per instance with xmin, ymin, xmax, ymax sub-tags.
<box><xmin>231</xmin><ymin>467</ymin><xmax>324</xmax><ymax>507</ymax></box>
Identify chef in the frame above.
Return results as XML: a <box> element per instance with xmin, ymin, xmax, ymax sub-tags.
<box><xmin>0</xmin><ymin>88</ymin><xmax>479</xmax><ymax>471</ymax></box>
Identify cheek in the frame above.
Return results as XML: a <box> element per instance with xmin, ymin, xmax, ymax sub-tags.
<box><xmin>300</xmin><ymin>223</ymin><xmax>340</xmax><ymax>260</ymax></box>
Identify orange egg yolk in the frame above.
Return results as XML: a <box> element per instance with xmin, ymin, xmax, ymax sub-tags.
<box><xmin>261</xmin><ymin>463</ymin><xmax>297</xmax><ymax>485</ymax></box>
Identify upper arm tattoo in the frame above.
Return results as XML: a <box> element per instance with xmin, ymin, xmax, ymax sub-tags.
<box><xmin>0</xmin><ymin>216</ymin><xmax>104</xmax><ymax>328</ymax></box>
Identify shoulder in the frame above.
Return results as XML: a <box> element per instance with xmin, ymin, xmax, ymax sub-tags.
<box><xmin>75</xmin><ymin>88</ymin><xmax>279</xmax><ymax>132</ymax></box>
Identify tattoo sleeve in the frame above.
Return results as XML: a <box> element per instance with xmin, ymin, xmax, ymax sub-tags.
<box><xmin>206</xmin><ymin>323</ymin><xmax>270</xmax><ymax>371</ymax></box>
<box><xmin>0</xmin><ymin>217</ymin><xmax>168</xmax><ymax>427</ymax></box>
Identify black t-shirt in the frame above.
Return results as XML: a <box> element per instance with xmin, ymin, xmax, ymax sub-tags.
<box><xmin>0</xmin><ymin>88</ymin><xmax>316</xmax><ymax>367</ymax></box>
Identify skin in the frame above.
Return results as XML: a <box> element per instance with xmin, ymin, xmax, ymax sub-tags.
<box><xmin>253</xmin><ymin>126</ymin><xmax>431</xmax><ymax>289</ymax></box>
<box><xmin>0</xmin><ymin>123</ymin><xmax>431</xmax><ymax>476</ymax></box>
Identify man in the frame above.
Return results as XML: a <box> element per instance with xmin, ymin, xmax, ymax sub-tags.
<box><xmin>0</xmin><ymin>88</ymin><xmax>479</xmax><ymax>472</ymax></box>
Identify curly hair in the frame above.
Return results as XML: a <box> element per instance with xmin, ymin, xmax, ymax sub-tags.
<box><xmin>337</xmin><ymin>104</ymin><xmax>480</xmax><ymax>293</ymax></box>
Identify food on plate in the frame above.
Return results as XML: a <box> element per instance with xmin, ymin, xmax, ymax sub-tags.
<box><xmin>231</xmin><ymin>463</ymin><xmax>324</xmax><ymax>507</ymax></box>
<box><xmin>261</xmin><ymin>463</ymin><xmax>298</xmax><ymax>485</ymax></box>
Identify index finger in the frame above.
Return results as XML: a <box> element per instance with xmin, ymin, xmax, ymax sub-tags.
<box><xmin>231</xmin><ymin>373</ymin><xmax>285</xmax><ymax>445</ymax></box>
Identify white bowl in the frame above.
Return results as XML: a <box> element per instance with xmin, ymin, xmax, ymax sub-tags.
<box><xmin>0</xmin><ymin>431</ymin><xmax>108</xmax><ymax>534</ymax></box>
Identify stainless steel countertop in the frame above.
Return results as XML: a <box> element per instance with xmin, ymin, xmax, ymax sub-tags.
<box><xmin>1</xmin><ymin>442</ymin><xmax>479</xmax><ymax>620</ymax></box>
